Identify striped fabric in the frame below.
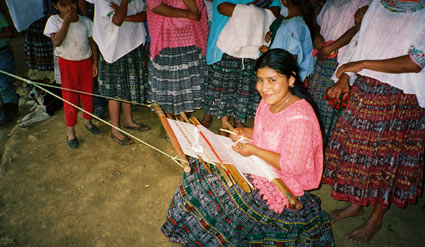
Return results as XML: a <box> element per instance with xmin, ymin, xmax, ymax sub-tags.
<box><xmin>306</xmin><ymin>57</ymin><xmax>342</xmax><ymax>139</ymax></box>
<box><xmin>24</xmin><ymin>17</ymin><xmax>54</xmax><ymax>71</ymax></box>
<box><xmin>323</xmin><ymin>76</ymin><xmax>425</xmax><ymax>208</ymax></box>
<box><xmin>148</xmin><ymin>45</ymin><xmax>207</xmax><ymax>114</ymax></box>
<box><xmin>204</xmin><ymin>54</ymin><xmax>260</xmax><ymax>123</ymax></box>
<box><xmin>161</xmin><ymin>158</ymin><xmax>335</xmax><ymax>247</ymax></box>
<box><xmin>98</xmin><ymin>44</ymin><xmax>148</xmax><ymax>103</ymax></box>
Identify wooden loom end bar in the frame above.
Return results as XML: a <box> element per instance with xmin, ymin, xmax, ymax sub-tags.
<box><xmin>152</xmin><ymin>103</ymin><xmax>191</xmax><ymax>173</ymax></box>
<box><xmin>271</xmin><ymin>178</ymin><xmax>303</xmax><ymax>210</ymax></box>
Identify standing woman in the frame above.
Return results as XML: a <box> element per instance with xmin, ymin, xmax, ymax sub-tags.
<box><xmin>306</xmin><ymin>0</ymin><xmax>370</xmax><ymax>138</ymax></box>
<box><xmin>201</xmin><ymin>0</ymin><xmax>281</xmax><ymax>132</ymax></box>
<box><xmin>146</xmin><ymin>0</ymin><xmax>209</xmax><ymax>120</ymax></box>
<box><xmin>161</xmin><ymin>49</ymin><xmax>335</xmax><ymax>246</ymax></box>
<box><xmin>323</xmin><ymin>0</ymin><xmax>425</xmax><ymax>242</ymax></box>
<box><xmin>92</xmin><ymin>0</ymin><xmax>150</xmax><ymax>145</ymax></box>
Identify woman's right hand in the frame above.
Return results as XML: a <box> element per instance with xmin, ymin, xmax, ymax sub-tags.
<box><xmin>316</xmin><ymin>46</ymin><xmax>331</xmax><ymax>60</ymax></box>
<box><xmin>313</xmin><ymin>34</ymin><xmax>325</xmax><ymax>50</ymax></box>
<box><xmin>187</xmin><ymin>10</ymin><xmax>201</xmax><ymax>20</ymax></box>
<box><xmin>326</xmin><ymin>74</ymin><xmax>350</xmax><ymax>99</ymax></box>
<box><xmin>63</xmin><ymin>8</ymin><xmax>76</xmax><ymax>23</ymax></box>
<box><xmin>230</xmin><ymin>127</ymin><xmax>245</xmax><ymax>142</ymax></box>
<box><xmin>354</xmin><ymin>5</ymin><xmax>369</xmax><ymax>31</ymax></box>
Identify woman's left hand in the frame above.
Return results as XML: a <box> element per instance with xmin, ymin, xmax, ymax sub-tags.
<box><xmin>316</xmin><ymin>46</ymin><xmax>331</xmax><ymax>60</ymax></box>
<box><xmin>232</xmin><ymin>142</ymin><xmax>255</xmax><ymax>157</ymax></box>
<box><xmin>335</xmin><ymin>61</ymin><xmax>365</xmax><ymax>78</ymax></box>
<box><xmin>259</xmin><ymin>45</ymin><xmax>269</xmax><ymax>54</ymax></box>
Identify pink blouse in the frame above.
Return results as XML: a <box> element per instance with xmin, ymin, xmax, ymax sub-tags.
<box><xmin>146</xmin><ymin>0</ymin><xmax>209</xmax><ymax>59</ymax></box>
<box><xmin>250</xmin><ymin>99</ymin><xmax>323</xmax><ymax>214</ymax></box>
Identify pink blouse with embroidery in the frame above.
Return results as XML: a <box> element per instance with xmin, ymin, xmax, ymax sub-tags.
<box><xmin>250</xmin><ymin>99</ymin><xmax>323</xmax><ymax>214</ymax></box>
<box><xmin>146</xmin><ymin>0</ymin><xmax>209</xmax><ymax>59</ymax></box>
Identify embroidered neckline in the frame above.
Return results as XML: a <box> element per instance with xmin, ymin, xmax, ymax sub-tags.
<box><xmin>381</xmin><ymin>0</ymin><xmax>425</xmax><ymax>13</ymax></box>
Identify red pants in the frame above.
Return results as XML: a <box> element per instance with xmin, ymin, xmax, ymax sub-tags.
<box><xmin>58</xmin><ymin>57</ymin><xmax>93</xmax><ymax>127</ymax></box>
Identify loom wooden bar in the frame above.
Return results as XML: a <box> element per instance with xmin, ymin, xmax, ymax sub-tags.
<box><xmin>152</xmin><ymin>103</ymin><xmax>190</xmax><ymax>173</ymax></box>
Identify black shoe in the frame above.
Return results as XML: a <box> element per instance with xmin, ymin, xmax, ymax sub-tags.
<box><xmin>93</xmin><ymin>107</ymin><xmax>106</xmax><ymax>119</ymax></box>
<box><xmin>67</xmin><ymin>137</ymin><xmax>79</xmax><ymax>148</ymax></box>
<box><xmin>85</xmin><ymin>124</ymin><xmax>100</xmax><ymax>135</ymax></box>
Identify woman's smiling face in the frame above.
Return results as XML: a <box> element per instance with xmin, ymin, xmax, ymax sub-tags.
<box><xmin>256</xmin><ymin>67</ymin><xmax>295</xmax><ymax>109</ymax></box>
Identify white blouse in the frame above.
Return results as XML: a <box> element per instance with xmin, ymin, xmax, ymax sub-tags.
<box><xmin>92</xmin><ymin>0</ymin><xmax>146</xmax><ymax>63</ymax></box>
<box><xmin>316</xmin><ymin>0</ymin><xmax>371</xmax><ymax>63</ymax></box>
<box><xmin>333</xmin><ymin>0</ymin><xmax>425</xmax><ymax>107</ymax></box>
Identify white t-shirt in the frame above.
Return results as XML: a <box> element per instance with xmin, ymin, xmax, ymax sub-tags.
<box><xmin>44</xmin><ymin>15</ymin><xmax>93</xmax><ymax>61</ymax></box>
<box><xmin>91</xmin><ymin>0</ymin><xmax>147</xmax><ymax>63</ymax></box>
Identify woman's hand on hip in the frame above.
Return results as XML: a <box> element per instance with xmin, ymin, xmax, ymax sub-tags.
<box><xmin>327</xmin><ymin>74</ymin><xmax>350</xmax><ymax>99</ymax></box>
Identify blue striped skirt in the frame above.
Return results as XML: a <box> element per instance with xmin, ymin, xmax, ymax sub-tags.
<box><xmin>161</xmin><ymin>158</ymin><xmax>335</xmax><ymax>246</ymax></box>
<box><xmin>148</xmin><ymin>46</ymin><xmax>207</xmax><ymax>114</ymax></box>
<box><xmin>203</xmin><ymin>54</ymin><xmax>260</xmax><ymax>123</ymax></box>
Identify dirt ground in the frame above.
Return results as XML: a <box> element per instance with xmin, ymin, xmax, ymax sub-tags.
<box><xmin>1</xmin><ymin>38</ymin><xmax>424</xmax><ymax>247</ymax></box>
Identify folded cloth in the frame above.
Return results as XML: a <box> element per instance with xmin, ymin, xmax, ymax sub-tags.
<box><xmin>217</xmin><ymin>4</ymin><xmax>275</xmax><ymax>59</ymax></box>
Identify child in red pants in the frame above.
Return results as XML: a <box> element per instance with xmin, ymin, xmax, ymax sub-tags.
<box><xmin>44</xmin><ymin>0</ymin><xmax>99</xmax><ymax>148</ymax></box>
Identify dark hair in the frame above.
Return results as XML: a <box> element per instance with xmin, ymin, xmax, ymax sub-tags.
<box><xmin>254</xmin><ymin>48</ymin><xmax>326</xmax><ymax>143</ymax></box>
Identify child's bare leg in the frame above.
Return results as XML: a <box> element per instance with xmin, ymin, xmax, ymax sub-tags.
<box><xmin>84</xmin><ymin>118</ymin><xmax>94</xmax><ymax>128</ymax></box>
<box><xmin>347</xmin><ymin>203</ymin><xmax>386</xmax><ymax>242</ymax></box>
<box><xmin>329</xmin><ymin>203</ymin><xmax>364</xmax><ymax>223</ymax></box>
<box><xmin>67</xmin><ymin>126</ymin><xmax>76</xmax><ymax>140</ymax></box>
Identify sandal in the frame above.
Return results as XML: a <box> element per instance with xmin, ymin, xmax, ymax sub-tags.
<box><xmin>110</xmin><ymin>132</ymin><xmax>134</xmax><ymax>145</ymax></box>
<box><xmin>124</xmin><ymin>123</ymin><xmax>150</xmax><ymax>131</ymax></box>
<box><xmin>67</xmin><ymin>137</ymin><xmax>79</xmax><ymax>149</ymax></box>
<box><xmin>200</xmin><ymin>115</ymin><xmax>213</xmax><ymax>129</ymax></box>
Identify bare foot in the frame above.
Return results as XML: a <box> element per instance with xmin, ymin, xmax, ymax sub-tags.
<box><xmin>330</xmin><ymin>204</ymin><xmax>364</xmax><ymax>223</ymax></box>
<box><xmin>125</xmin><ymin>121</ymin><xmax>142</xmax><ymax>128</ymax></box>
<box><xmin>347</xmin><ymin>218</ymin><xmax>382</xmax><ymax>242</ymax></box>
